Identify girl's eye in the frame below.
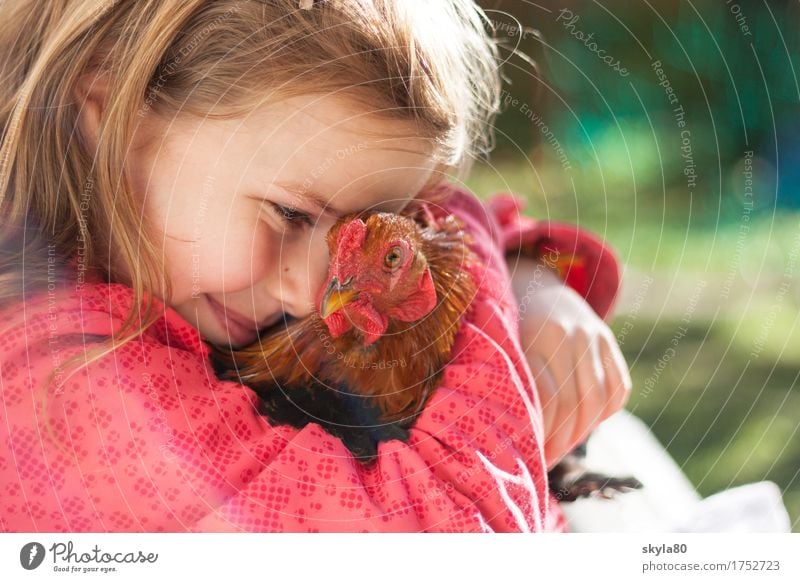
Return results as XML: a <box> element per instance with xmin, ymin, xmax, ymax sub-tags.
<box><xmin>266</xmin><ymin>202</ymin><xmax>313</xmax><ymax>230</ymax></box>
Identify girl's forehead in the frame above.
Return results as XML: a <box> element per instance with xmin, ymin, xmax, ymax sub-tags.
<box><xmin>245</xmin><ymin>96</ymin><xmax>440</xmax><ymax>206</ymax></box>
<box><xmin>250</xmin><ymin>94</ymin><xmax>436</xmax><ymax>154</ymax></box>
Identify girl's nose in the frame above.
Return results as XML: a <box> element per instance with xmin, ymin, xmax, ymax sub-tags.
<box><xmin>266</xmin><ymin>228</ymin><xmax>330</xmax><ymax>318</ymax></box>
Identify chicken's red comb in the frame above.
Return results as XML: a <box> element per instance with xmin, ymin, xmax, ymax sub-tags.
<box><xmin>336</xmin><ymin>218</ymin><xmax>367</xmax><ymax>251</ymax></box>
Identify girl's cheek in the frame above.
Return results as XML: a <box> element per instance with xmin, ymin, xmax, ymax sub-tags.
<box><xmin>192</xmin><ymin>223</ymin><xmax>274</xmax><ymax>294</ymax></box>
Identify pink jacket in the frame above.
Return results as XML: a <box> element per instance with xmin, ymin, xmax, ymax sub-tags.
<box><xmin>0</xmin><ymin>184</ymin><xmax>621</xmax><ymax>532</ymax></box>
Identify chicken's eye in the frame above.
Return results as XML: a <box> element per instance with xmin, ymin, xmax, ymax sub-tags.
<box><xmin>384</xmin><ymin>246</ymin><xmax>404</xmax><ymax>271</ymax></box>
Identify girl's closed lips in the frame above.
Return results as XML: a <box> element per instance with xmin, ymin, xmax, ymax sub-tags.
<box><xmin>206</xmin><ymin>294</ymin><xmax>293</xmax><ymax>346</ymax></box>
<box><xmin>206</xmin><ymin>294</ymin><xmax>268</xmax><ymax>345</ymax></box>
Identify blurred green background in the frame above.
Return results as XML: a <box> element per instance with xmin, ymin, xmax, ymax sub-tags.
<box><xmin>468</xmin><ymin>0</ymin><xmax>800</xmax><ymax>530</ymax></box>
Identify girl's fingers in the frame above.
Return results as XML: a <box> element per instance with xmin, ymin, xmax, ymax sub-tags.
<box><xmin>546</xmin><ymin>353</ymin><xmax>578</xmax><ymax>465</ymax></box>
<box><xmin>599</xmin><ymin>334</ymin><xmax>633</xmax><ymax>421</ymax></box>
<box><xmin>529</xmin><ymin>353</ymin><xmax>558</xmax><ymax>437</ymax></box>
<box><xmin>571</xmin><ymin>331</ymin><xmax>605</xmax><ymax>447</ymax></box>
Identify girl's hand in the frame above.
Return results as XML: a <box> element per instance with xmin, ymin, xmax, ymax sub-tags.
<box><xmin>509</xmin><ymin>256</ymin><xmax>633</xmax><ymax>470</ymax></box>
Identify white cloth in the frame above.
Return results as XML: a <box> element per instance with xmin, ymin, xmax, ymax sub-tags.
<box><xmin>561</xmin><ymin>410</ymin><xmax>791</xmax><ymax>533</ymax></box>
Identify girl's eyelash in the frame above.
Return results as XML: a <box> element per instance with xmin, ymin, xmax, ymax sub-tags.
<box><xmin>266</xmin><ymin>201</ymin><xmax>314</xmax><ymax>229</ymax></box>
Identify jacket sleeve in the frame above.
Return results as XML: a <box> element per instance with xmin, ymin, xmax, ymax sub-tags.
<box><xmin>485</xmin><ymin>192</ymin><xmax>623</xmax><ymax>322</ymax></box>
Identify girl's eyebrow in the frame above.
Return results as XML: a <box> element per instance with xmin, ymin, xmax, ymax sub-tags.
<box><xmin>274</xmin><ymin>181</ymin><xmax>344</xmax><ymax>217</ymax></box>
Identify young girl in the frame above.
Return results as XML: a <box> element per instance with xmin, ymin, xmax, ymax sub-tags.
<box><xmin>0</xmin><ymin>0</ymin><xmax>630</xmax><ymax>532</ymax></box>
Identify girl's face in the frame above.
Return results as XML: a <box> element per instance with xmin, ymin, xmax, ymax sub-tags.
<box><xmin>127</xmin><ymin>95</ymin><xmax>439</xmax><ymax>348</ymax></box>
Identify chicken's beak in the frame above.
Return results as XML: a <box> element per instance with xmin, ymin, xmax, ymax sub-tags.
<box><xmin>320</xmin><ymin>276</ymin><xmax>358</xmax><ymax>319</ymax></box>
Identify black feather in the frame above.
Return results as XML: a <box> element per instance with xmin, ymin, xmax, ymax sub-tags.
<box><xmin>254</xmin><ymin>379</ymin><xmax>410</xmax><ymax>461</ymax></box>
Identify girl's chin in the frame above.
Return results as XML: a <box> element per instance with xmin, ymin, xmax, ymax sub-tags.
<box><xmin>202</xmin><ymin>326</ymin><xmax>257</xmax><ymax>349</ymax></box>
<box><xmin>221</xmin><ymin>332</ymin><xmax>258</xmax><ymax>349</ymax></box>
<box><xmin>207</xmin><ymin>318</ymin><xmax>298</xmax><ymax>349</ymax></box>
<box><xmin>219</xmin><ymin>324</ymin><xmax>258</xmax><ymax>348</ymax></box>
<box><xmin>199</xmin><ymin>305</ymin><xmax>300</xmax><ymax>349</ymax></box>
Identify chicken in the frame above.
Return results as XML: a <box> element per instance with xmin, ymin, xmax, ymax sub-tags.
<box><xmin>209</xmin><ymin>205</ymin><xmax>642</xmax><ymax>501</ymax></box>
<box><xmin>209</xmin><ymin>205</ymin><xmax>477</xmax><ymax>458</ymax></box>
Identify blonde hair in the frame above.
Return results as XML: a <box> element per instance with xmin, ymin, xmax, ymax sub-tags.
<box><xmin>0</xmin><ymin>0</ymin><xmax>502</xmax><ymax>445</ymax></box>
